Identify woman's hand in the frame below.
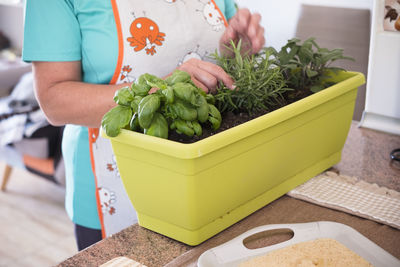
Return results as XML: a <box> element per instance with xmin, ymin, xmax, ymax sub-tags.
<box><xmin>150</xmin><ymin>58</ymin><xmax>234</xmax><ymax>94</ymax></box>
<box><xmin>220</xmin><ymin>8</ymin><xmax>265</xmax><ymax>57</ymax></box>
<box><xmin>176</xmin><ymin>58</ymin><xmax>234</xmax><ymax>93</ymax></box>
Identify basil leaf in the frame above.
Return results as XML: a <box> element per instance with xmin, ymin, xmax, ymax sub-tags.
<box><xmin>140</xmin><ymin>73</ymin><xmax>167</xmax><ymax>90</ymax></box>
<box><xmin>171</xmin><ymin>100</ymin><xmax>197</xmax><ymax>121</ymax></box>
<box><xmin>144</xmin><ymin>112</ymin><xmax>168</xmax><ymax>139</ymax></box>
<box><xmin>138</xmin><ymin>94</ymin><xmax>161</xmax><ymax>129</ymax></box>
<box><xmin>113</xmin><ymin>86</ymin><xmax>134</xmax><ymax>106</ymax></box>
<box><xmin>196</xmin><ymin>95</ymin><xmax>209</xmax><ymax>123</ymax></box>
<box><xmin>165</xmin><ymin>70</ymin><xmax>191</xmax><ymax>85</ymax></box>
<box><xmin>101</xmin><ymin>105</ymin><xmax>132</xmax><ymax>137</ymax></box>
<box><xmin>174</xmin><ymin>119</ymin><xmax>194</xmax><ymax>137</ymax></box>
<box><xmin>131</xmin><ymin>83</ymin><xmax>150</xmax><ymax>97</ymax></box>
<box><xmin>172</xmin><ymin>82</ymin><xmax>197</xmax><ymax>106</ymax></box>
<box><xmin>130</xmin><ymin>96</ymin><xmax>143</xmax><ymax>113</ymax></box>
<box><xmin>162</xmin><ymin>86</ymin><xmax>175</xmax><ymax>104</ymax></box>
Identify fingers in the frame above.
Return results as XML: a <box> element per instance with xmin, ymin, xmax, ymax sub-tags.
<box><xmin>220</xmin><ymin>25</ymin><xmax>237</xmax><ymax>51</ymax></box>
<box><xmin>178</xmin><ymin>60</ymin><xmax>212</xmax><ymax>93</ymax></box>
<box><xmin>222</xmin><ymin>8</ymin><xmax>265</xmax><ymax>55</ymax></box>
<box><xmin>247</xmin><ymin>12</ymin><xmax>261</xmax><ymax>39</ymax></box>
<box><xmin>230</xmin><ymin>8</ymin><xmax>251</xmax><ymax>35</ymax></box>
<box><xmin>248</xmin><ymin>13</ymin><xmax>265</xmax><ymax>53</ymax></box>
<box><xmin>186</xmin><ymin>64</ymin><xmax>218</xmax><ymax>93</ymax></box>
<box><xmin>193</xmin><ymin>69</ymin><xmax>218</xmax><ymax>94</ymax></box>
<box><xmin>196</xmin><ymin>60</ymin><xmax>234</xmax><ymax>90</ymax></box>
<box><xmin>178</xmin><ymin>58</ymin><xmax>234</xmax><ymax>93</ymax></box>
<box><xmin>191</xmin><ymin>77</ymin><xmax>209</xmax><ymax>93</ymax></box>
<box><xmin>252</xmin><ymin>24</ymin><xmax>265</xmax><ymax>54</ymax></box>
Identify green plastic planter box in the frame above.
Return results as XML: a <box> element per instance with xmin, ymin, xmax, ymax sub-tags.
<box><xmin>102</xmin><ymin>71</ymin><xmax>365</xmax><ymax>245</ymax></box>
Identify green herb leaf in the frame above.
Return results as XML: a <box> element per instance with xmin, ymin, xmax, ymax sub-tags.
<box><xmin>113</xmin><ymin>86</ymin><xmax>134</xmax><ymax>106</ymax></box>
<box><xmin>101</xmin><ymin>105</ymin><xmax>132</xmax><ymax>137</ymax></box>
<box><xmin>174</xmin><ymin>119</ymin><xmax>194</xmax><ymax>137</ymax></box>
<box><xmin>162</xmin><ymin>86</ymin><xmax>175</xmax><ymax>104</ymax></box>
<box><xmin>172</xmin><ymin>82</ymin><xmax>198</xmax><ymax>106</ymax></box>
<box><xmin>138</xmin><ymin>94</ymin><xmax>161</xmax><ymax>129</ymax></box>
<box><xmin>130</xmin><ymin>95</ymin><xmax>143</xmax><ymax>113</ymax></box>
<box><xmin>131</xmin><ymin>83</ymin><xmax>150</xmax><ymax>97</ymax></box>
<box><xmin>170</xmin><ymin>99</ymin><xmax>198</xmax><ymax>121</ymax></box>
<box><xmin>273</xmin><ymin>37</ymin><xmax>354</xmax><ymax>95</ymax></box>
<box><xmin>191</xmin><ymin>121</ymin><xmax>203</xmax><ymax>136</ymax></box>
<box><xmin>129</xmin><ymin>112</ymin><xmax>140</xmax><ymax>132</ymax></box>
<box><xmin>165</xmin><ymin>70</ymin><xmax>191</xmax><ymax>85</ymax></box>
<box><xmin>306</xmin><ymin>69</ymin><xmax>319</xmax><ymax>78</ymax></box>
<box><xmin>144</xmin><ymin>112</ymin><xmax>168</xmax><ymax>139</ymax></box>
<box><xmin>310</xmin><ymin>85</ymin><xmax>324</xmax><ymax>93</ymax></box>
<box><xmin>139</xmin><ymin>73</ymin><xmax>167</xmax><ymax>90</ymax></box>
<box><xmin>211</xmin><ymin>40</ymin><xmax>289</xmax><ymax>115</ymax></box>
<box><xmin>196</xmin><ymin>95</ymin><xmax>209</xmax><ymax>123</ymax></box>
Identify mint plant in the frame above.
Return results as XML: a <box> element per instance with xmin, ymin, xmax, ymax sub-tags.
<box><xmin>270</xmin><ymin>38</ymin><xmax>354</xmax><ymax>94</ymax></box>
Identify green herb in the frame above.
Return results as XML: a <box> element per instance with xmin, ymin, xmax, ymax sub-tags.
<box><xmin>144</xmin><ymin>112</ymin><xmax>168</xmax><ymax>139</ymax></box>
<box><xmin>196</xmin><ymin>94</ymin><xmax>209</xmax><ymax>123</ymax></box>
<box><xmin>138</xmin><ymin>94</ymin><xmax>161</xmax><ymax>129</ymax></box>
<box><xmin>165</xmin><ymin>69</ymin><xmax>191</xmax><ymax>85</ymax></box>
<box><xmin>169</xmin><ymin>99</ymin><xmax>198</xmax><ymax>121</ymax></box>
<box><xmin>138</xmin><ymin>73</ymin><xmax>167</xmax><ymax>90</ymax></box>
<box><xmin>102</xmin><ymin>70</ymin><xmax>222</xmax><ymax>139</ymax></box>
<box><xmin>270</xmin><ymin>38</ymin><xmax>354</xmax><ymax>93</ymax></box>
<box><xmin>207</xmin><ymin>103</ymin><xmax>222</xmax><ymax>130</ymax></box>
<box><xmin>212</xmin><ymin>38</ymin><xmax>354</xmax><ymax>115</ymax></box>
<box><xmin>103</xmin><ymin>38</ymin><xmax>353</xmax><ymax>140</ymax></box>
<box><xmin>131</xmin><ymin>83</ymin><xmax>150</xmax><ymax>97</ymax></box>
<box><xmin>101</xmin><ymin>105</ymin><xmax>132</xmax><ymax>137</ymax></box>
<box><xmin>113</xmin><ymin>86</ymin><xmax>134</xmax><ymax>106</ymax></box>
<box><xmin>172</xmin><ymin>82</ymin><xmax>198</xmax><ymax>106</ymax></box>
<box><xmin>211</xmin><ymin>40</ymin><xmax>289</xmax><ymax>115</ymax></box>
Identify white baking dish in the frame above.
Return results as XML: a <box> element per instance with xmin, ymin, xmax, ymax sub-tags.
<box><xmin>197</xmin><ymin>221</ymin><xmax>399</xmax><ymax>267</ymax></box>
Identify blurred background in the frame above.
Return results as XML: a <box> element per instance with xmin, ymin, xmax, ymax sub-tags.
<box><xmin>0</xmin><ymin>0</ymin><xmax>399</xmax><ymax>266</ymax></box>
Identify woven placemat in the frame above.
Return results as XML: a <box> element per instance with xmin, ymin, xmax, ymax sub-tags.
<box><xmin>287</xmin><ymin>171</ymin><xmax>400</xmax><ymax>230</ymax></box>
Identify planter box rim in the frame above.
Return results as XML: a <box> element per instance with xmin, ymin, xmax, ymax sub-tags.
<box><xmin>101</xmin><ymin>71</ymin><xmax>364</xmax><ymax>159</ymax></box>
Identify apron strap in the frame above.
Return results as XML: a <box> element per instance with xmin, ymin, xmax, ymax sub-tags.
<box><xmin>88</xmin><ymin>127</ymin><xmax>106</xmax><ymax>238</ymax></box>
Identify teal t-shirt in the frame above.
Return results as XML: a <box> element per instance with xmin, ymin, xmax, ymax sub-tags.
<box><xmin>23</xmin><ymin>0</ymin><xmax>237</xmax><ymax>230</ymax></box>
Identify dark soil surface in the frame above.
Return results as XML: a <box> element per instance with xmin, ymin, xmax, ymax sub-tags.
<box><xmin>168</xmin><ymin>110</ymin><xmax>266</xmax><ymax>144</ymax></box>
<box><xmin>168</xmin><ymin>87</ymin><xmax>313</xmax><ymax>144</ymax></box>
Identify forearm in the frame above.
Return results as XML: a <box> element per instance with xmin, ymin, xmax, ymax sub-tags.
<box><xmin>32</xmin><ymin>61</ymin><xmax>129</xmax><ymax>128</ymax></box>
<box><xmin>36</xmin><ymin>80</ymin><xmax>128</xmax><ymax>128</ymax></box>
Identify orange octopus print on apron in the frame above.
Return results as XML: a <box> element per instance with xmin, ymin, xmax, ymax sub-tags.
<box><xmin>89</xmin><ymin>0</ymin><xmax>228</xmax><ymax>238</ymax></box>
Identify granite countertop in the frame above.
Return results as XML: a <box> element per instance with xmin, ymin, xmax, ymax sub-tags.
<box><xmin>58</xmin><ymin>121</ymin><xmax>400</xmax><ymax>267</ymax></box>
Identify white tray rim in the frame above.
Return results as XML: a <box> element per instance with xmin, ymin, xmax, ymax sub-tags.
<box><xmin>197</xmin><ymin>221</ymin><xmax>399</xmax><ymax>267</ymax></box>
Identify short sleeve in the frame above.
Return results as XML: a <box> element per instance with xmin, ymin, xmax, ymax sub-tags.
<box><xmin>23</xmin><ymin>0</ymin><xmax>82</xmax><ymax>62</ymax></box>
<box><xmin>224</xmin><ymin>0</ymin><xmax>237</xmax><ymax>20</ymax></box>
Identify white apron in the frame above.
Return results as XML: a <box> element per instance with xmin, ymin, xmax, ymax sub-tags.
<box><xmin>89</xmin><ymin>0</ymin><xmax>228</xmax><ymax>238</ymax></box>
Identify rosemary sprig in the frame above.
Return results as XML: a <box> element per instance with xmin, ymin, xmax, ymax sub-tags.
<box><xmin>211</xmin><ymin>38</ymin><xmax>354</xmax><ymax>115</ymax></box>
<box><xmin>211</xmin><ymin>40</ymin><xmax>290</xmax><ymax>115</ymax></box>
